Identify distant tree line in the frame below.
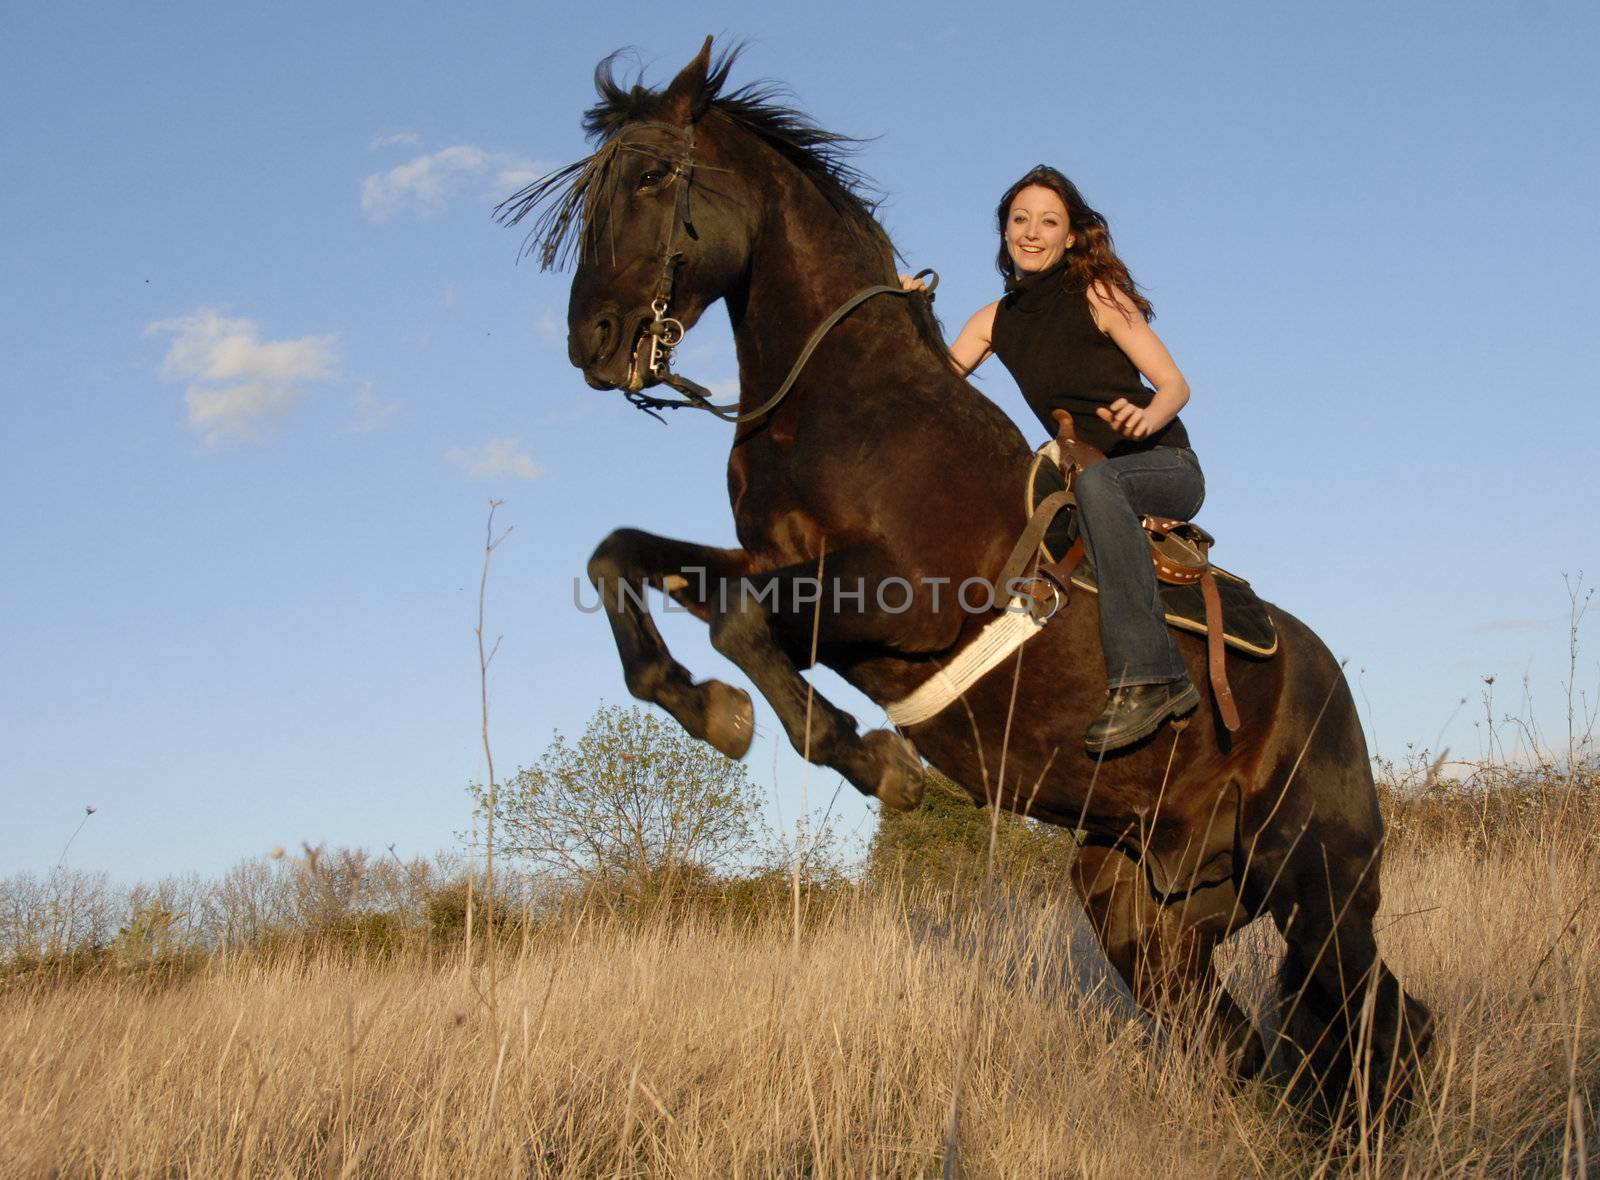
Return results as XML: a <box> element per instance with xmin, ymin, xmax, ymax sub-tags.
<box><xmin>14</xmin><ymin>699</ymin><xmax>1587</xmax><ymax>989</ymax></box>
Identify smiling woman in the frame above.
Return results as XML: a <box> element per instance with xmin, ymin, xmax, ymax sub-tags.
<box><xmin>1004</xmin><ymin>185</ymin><xmax>1074</xmax><ymax>273</ymax></box>
<box><xmin>908</xmin><ymin>164</ymin><xmax>1203</xmax><ymax>753</ymax></box>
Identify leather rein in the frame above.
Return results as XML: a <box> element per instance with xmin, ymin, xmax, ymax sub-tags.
<box><xmin>613</xmin><ymin>122</ymin><xmax>936</xmax><ymax>425</ymax></box>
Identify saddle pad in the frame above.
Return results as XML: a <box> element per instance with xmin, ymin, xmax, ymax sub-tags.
<box><xmin>1026</xmin><ymin>449</ymin><xmax>1279</xmax><ymax>658</ymax></box>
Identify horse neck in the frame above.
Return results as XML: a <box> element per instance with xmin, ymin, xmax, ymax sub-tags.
<box><xmin>722</xmin><ymin>156</ymin><xmax>913</xmax><ymax>398</ymax></box>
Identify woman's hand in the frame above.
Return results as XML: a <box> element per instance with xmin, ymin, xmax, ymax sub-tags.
<box><xmin>1096</xmin><ymin>398</ymin><xmax>1170</xmax><ymax>441</ymax></box>
<box><xmin>1085</xmin><ymin>283</ymin><xmax>1190</xmax><ymax>440</ymax></box>
<box><xmin>898</xmin><ymin>272</ymin><xmax>929</xmax><ymax>293</ymax></box>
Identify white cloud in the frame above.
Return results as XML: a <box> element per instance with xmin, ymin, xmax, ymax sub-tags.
<box><xmin>446</xmin><ymin>438</ymin><xmax>541</xmax><ymax>481</ymax></box>
<box><xmin>362</xmin><ymin>145</ymin><xmax>488</xmax><ymax>218</ymax></box>
<box><xmin>360</xmin><ymin>144</ymin><xmax>546</xmax><ymax>220</ymax></box>
<box><xmin>534</xmin><ymin>311</ymin><xmax>563</xmax><ymax>342</ymax></box>
<box><xmin>185</xmin><ymin>382</ymin><xmax>302</xmax><ymax>440</ymax></box>
<box><xmin>369</xmin><ymin>131</ymin><xmax>422</xmax><ymax>151</ymax></box>
<box><xmin>147</xmin><ymin>308</ymin><xmax>337</xmax><ymax>446</ymax></box>
<box><xmin>495</xmin><ymin>164</ymin><xmax>541</xmax><ymax>193</ymax></box>
<box><xmin>352</xmin><ymin>381</ymin><xmax>397</xmax><ymax>433</ymax></box>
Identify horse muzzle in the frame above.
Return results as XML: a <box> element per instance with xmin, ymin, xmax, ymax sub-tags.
<box><xmin>568</xmin><ymin>302</ymin><xmax>626</xmax><ymax>388</ymax></box>
<box><xmin>569</xmin><ymin>305</ymin><xmax>665</xmax><ymax>393</ymax></box>
<box><xmin>572</xmin><ymin>304</ymin><xmax>686</xmax><ymax>394</ymax></box>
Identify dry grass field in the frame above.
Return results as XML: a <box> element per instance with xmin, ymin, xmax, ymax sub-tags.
<box><xmin>3</xmin><ymin>777</ymin><xmax>1597</xmax><ymax>1179</ymax></box>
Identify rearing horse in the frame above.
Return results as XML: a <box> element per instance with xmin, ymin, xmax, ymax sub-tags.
<box><xmin>503</xmin><ymin>39</ymin><xmax>1431</xmax><ymax>1128</ymax></box>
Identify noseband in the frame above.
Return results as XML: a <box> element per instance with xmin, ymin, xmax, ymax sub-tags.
<box><xmin>607</xmin><ymin>122</ymin><xmax>935</xmax><ymax>425</ymax></box>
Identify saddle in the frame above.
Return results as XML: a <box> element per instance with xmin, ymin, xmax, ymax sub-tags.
<box><xmin>1003</xmin><ymin>411</ymin><xmax>1271</xmax><ymax>734</ymax></box>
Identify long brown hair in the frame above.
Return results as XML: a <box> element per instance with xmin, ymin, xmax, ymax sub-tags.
<box><xmin>994</xmin><ymin>165</ymin><xmax>1153</xmax><ymax>321</ymax></box>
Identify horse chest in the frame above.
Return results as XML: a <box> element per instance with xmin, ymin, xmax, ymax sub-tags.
<box><xmin>727</xmin><ymin>444</ymin><xmax>821</xmax><ymax>566</ymax></box>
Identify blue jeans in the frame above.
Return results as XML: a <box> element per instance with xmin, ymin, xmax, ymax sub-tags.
<box><xmin>1074</xmin><ymin>446</ymin><xmax>1205</xmax><ymax>688</ymax></box>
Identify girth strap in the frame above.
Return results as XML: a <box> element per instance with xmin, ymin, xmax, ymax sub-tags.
<box><xmin>1041</xmin><ymin>536</ymin><xmax>1087</xmax><ymax>592</ymax></box>
<box><xmin>995</xmin><ymin>488</ymin><xmax>1077</xmax><ymax>600</ymax></box>
<box><xmin>1200</xmin><ymin>569</ymin><xmax>1242</xmax><ymax>732</ymax></box>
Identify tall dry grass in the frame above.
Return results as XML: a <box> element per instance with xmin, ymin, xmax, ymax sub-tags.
<box><xmin>3</xmin><ymin>807</ymin><xmax>1596</xmax><ymax>1178</ymax></box>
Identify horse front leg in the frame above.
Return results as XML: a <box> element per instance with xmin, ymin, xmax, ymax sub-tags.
<box><xmin>706</xmin><ymin>551</ymin><xmax>925</xmax><ymax>812</ymax></box>
<box><xmin>586</xmin><ymin>528</ymin><xmax>756</xmax><ymax>759</ymax></box>
<box><xmin>1072</xmin><ymin>844</ymin><xmax>1266</xmax><ymax>1079</ymax></box>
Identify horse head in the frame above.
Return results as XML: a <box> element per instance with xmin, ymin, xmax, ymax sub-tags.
<box><xmin>499</xmin><ymin>38</ymin><xmax>760</xmax><ymax>394</ymax></box>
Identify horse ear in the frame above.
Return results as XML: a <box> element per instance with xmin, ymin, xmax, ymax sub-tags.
<box><xmin>659</xmin><ymin>35</ymin><xmax>714</xmax><ymax>123</ymax></box>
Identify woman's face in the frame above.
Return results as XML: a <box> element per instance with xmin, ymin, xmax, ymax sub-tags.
<box><xmin>1005</xmin><ymin>184</ymin><xmax>1074</xmax><ymax>275</ymax></box>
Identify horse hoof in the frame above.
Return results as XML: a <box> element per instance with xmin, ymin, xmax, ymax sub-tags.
<box><xmin>864</xmin><ymin>730</ymin><xmax>924</xmax><ymax>812</ymax></box>
<box><xmin>702</xmin><ymin>681</ymin><xmax>755</xmax><ymax>760</ymax></box>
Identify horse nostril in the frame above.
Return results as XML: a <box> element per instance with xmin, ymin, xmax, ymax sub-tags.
<box><xmin>568</xmin><ymin>308</ymin><xmax>625</xmax><ymax>375</ymax></box>
<box><xmin>590</xmin><ymin>315</ymin><xmax>616</xmax><ymax>364</ymax></box>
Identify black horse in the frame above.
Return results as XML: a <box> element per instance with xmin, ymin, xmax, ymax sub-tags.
<box><xmin>502</xmin><ymin>39</ymin><xmax>1431</xmax><ymax>1128</ymax></box>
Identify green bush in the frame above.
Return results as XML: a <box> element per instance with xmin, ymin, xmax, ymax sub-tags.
<box><xmin>315</xmin><ymin>911</ymin><xmax>411</xmax><ymax>960</ymax></box>
<box><xmin>473</xmin><ymin>704</ymin><xmax>764</xmax><ymax>898</ymax></box>
<box><xmin>868</xmin><ymin>772</ymin><xmax>1078</xmax><ymax>891</ymax></box>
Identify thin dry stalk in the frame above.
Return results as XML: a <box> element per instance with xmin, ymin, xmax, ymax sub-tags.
<box><xmin>56</xmin><ymin>805</ymin><xmax>97</xmax><ymax>868</ymax></box>
<box><xmin>10</xmin><ymin>876</ymin><xmax>1586</xmax><ymax>1178</ymax></box>
<box><xmin>944</xmin><ymin>629</ymin><xmax>1032</xmax><ymax>1179</ymax></box>
<box><xmin>795</xmin><ymin>538</ymin><xmax>827</xmax><ymax>952</ymax></box>
<box><xmin>475</xmin><ymin>499</ymin><xmax>512</xmax><ymax>1020</ymax></box>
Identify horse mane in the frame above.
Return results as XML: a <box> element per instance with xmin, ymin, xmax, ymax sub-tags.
<box><xmin>497</xmin><ymin>45</ymin><xmax>954</xmax><ymax>371</ymax></box>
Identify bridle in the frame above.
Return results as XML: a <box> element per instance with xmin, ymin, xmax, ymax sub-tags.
<box><xmin>603</xmin><ymin>121</ymin><xmax>936</xmax><ymax>425</ymax></box>
<box><xmin>626</xmin><ymin>122</ymin><xmax>699</xmax><ymax>404</ymax></box>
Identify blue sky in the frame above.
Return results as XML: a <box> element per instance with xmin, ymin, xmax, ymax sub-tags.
<box><xmin>3</xmin><ymin>1</ymin><xmax>1596</xmax><ymax>882</ymax></box>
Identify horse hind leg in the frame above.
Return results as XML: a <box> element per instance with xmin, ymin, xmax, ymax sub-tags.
<box><xmin>587</xmin><ymin>528</ymin><xmax>755</xmax><ymax>759</ymax></box>
<box><xmin>1072</xmin><ymin>844</ymin><xmax>1267</xmax><ymax>1080</ymax></box>
<box><xmin>1265</xmin><ymin>825</ymin><xmax>1433</xmax><ymax>1132</ymax></box>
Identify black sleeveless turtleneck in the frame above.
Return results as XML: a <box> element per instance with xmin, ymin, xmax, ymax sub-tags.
<box><xmin>990</xmin><ymin>262</ymin><xmax>1190</xmax><ymax>457</ymax></box>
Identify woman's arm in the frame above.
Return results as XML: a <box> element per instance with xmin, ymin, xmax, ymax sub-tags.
<box><xmin>899</xmin><ymin>274</ymin><xmax>996</xmax><ymax>378</ymax></box>
<box><xmin>947</xmin><ymin>301</ymin><xmax>998</xmax><ymax>377</ymax></box>
<box><xmin>1086</xmin><ymin>282</ymin><xmax>1191</xmax><ymax>441</ymax></box>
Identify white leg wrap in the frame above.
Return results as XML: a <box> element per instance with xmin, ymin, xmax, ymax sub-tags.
<box><xmin>883</xmin><ymin>599</ymin><xmax>1051</xmax><ymax>728</ymax></box>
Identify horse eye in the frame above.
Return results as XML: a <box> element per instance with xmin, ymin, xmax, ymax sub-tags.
<box><xmin>637</xmin><ymin>168</ymin><xmax>667</xmax><ymax>191</ymax></box>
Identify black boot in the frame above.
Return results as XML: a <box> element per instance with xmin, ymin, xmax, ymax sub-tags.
<box><xmin>1084</xmin><ymin>678</ymin><xmax>1201</xmax><ymax>754</ymax></box>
